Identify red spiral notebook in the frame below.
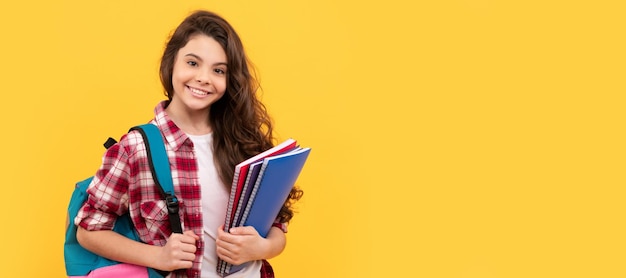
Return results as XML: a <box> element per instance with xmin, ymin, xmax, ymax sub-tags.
<box><xmin>217</xmin><ymin>139</ymin><xmax>311</xmax><ymax>277</ymax></box>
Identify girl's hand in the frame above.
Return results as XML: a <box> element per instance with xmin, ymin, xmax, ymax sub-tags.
<box><xmin>156</xmin><ymin>230</ymin><xmax>199</xmax><ymax>271</ymax></box>
<box><xmin>215</xmin><ymin>225</ymin><xmax>269</xmax><ymax>265</ymax></box>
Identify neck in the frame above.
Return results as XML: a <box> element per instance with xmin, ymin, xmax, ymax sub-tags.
<box><xmin>165</xmin><ymin>102</ymin><xmax>212</xmax><ymax>135</ymax></box>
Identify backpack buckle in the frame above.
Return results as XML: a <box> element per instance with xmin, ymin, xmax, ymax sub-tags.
<box><xmin>165</xmin><ymin>194</ymin><xmax>179</xmax><ymax>214</ymax></box>
<box><xmin>165</xmin><ymin>193</ymin><xmax>183</xmax><ymax>234</ymax></box>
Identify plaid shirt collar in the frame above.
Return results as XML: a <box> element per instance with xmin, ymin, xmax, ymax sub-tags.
<box><xmin>152</xmin><ymin>100</ymin><xmax>190</xmax><ymax>152</ymax></box>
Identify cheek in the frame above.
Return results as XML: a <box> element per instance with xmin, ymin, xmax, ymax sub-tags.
<box><xmin>218</xmin><ymin>78</ymin><xmax>228</xmax><ymax>94</ymax></box>
<box><xmin>170</xmin><ymin>75</ymin><xmax>184</xmax><ymax>93</ymax></box>
<box><xmin>171</xmin><ymin>67</ymin><xmax>182</xmax><ymax>85</ymax></box>
<box><xmin>171</xmin><ymin>62</ymin><xmax>191</xmax><ymax>83</ymax></box>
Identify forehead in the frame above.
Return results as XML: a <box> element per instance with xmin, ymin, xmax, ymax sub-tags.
<box><xmin>178</xmin><ymin>34</ymin><xmax>227</xmax><ymax>62</ymax></box>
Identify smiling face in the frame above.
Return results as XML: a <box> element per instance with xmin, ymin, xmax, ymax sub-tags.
<box><xmin>169</xmin><ymin>34</ymin><xmax>228</xmax><ymax>115</ymax></box>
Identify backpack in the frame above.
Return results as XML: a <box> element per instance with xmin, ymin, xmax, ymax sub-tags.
<box><xmin>64</xmin><ymin>124</ymin><xmax>182</xmax><ymax>277</ymax></box>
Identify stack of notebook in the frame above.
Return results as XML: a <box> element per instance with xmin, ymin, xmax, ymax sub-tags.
<box><xmin>217</xmin><ymin>138</ymin><xmax>311</xmax><ymax>276</ymax></box>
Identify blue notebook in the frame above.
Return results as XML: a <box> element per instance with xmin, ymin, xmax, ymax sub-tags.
<box><xmin>218</xmin><ymin>147</ymin><xmax>311</xmax><ymax>276</ymax></box>
<box><xmin>223</xmin><ymin>139</ymin><xmax>297</xmax><ymax>231</ymax></box>
<box><xmin>240</xmin><ymin>147</ymin><xmax>311</xmax><ymax>237</ymax></box>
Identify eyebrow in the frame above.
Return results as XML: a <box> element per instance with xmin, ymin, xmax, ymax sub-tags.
<box><xmin>184</xmin><ymin>53</ymin><xmax>228</xmax><ymax>66</ymax></box>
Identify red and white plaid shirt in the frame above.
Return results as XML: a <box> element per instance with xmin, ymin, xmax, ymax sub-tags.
<box><xmin>76</xmin><ymin>101</ymin><xmax>284</xmax><ymax>278</ymax></box>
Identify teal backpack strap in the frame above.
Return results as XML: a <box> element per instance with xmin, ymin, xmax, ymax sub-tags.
<box><xmin>130</xmin><ymin>124</ymin><xmax>183</xmax><ymax>234</ymax></box>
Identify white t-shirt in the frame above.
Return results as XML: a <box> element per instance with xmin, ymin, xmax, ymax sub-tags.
<box><xmin>187</xmin><ymin>133</ymin><xmax>261</xmax><ymax>278</ymax></box>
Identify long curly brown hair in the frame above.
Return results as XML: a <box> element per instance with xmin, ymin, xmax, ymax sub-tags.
<box><xmin>159</xmin><ymin>10</ymin><xmax>302</xmax><ymax>223</ymax></box>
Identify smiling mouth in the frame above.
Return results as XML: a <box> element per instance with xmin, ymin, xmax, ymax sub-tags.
<box><xmin>187</xmin><ymin>86</ymin><xmax>210</xmax><ymax>96</ymax></box>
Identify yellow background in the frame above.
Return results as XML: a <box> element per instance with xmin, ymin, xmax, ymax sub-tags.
<box><xmin>0</xmin><ymin>0</ymin><xmax>624</xmax><ymax>277</ymax></box>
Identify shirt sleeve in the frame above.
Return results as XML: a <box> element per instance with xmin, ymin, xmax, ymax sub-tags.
<box><xmin>272</xmin><ymin>221</ymin><xmax>288</xmax><ymax>233</ymax></box>
<box><xmin>75</xmin><ymin>142</ymin><xmax>132</xmax><ymax>231</ymax></box>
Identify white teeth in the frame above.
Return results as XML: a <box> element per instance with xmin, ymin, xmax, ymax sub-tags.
<box><xmin>189</xmin><ymin>86</ymin><xmax>209</xmax><ymax>95</ymax></box>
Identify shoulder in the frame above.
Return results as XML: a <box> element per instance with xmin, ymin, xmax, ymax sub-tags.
<box><xmin>108</xmin><ymin>130</ymin><xmax>148</xmax><ymax>161</ymax></box>
<box><xmin>119</xmin><ymin>129</ymin><xmax>146</xmax><ymax>146</ymax></box>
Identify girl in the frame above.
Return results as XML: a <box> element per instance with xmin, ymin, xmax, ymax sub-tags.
<box><xmin>75</xmin><ymin>10</ymin><xmax>302</xmax><ymax>278</ymax></box>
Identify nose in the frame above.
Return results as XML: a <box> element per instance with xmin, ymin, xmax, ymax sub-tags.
<box><xmin>196</xmin><ymin>68</ymin><xmax>212</xmax><ymax>84</ymax></box>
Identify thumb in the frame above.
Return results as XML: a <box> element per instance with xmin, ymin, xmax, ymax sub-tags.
<box><xmin>229</xmin><ymin>226</ymin><xmax>258</xmax><ymax>236</ymax></box>
<box><xmin>183</xmin><ymin>230</ymin><xmax>200</xmax><ymax>240</ymax></box>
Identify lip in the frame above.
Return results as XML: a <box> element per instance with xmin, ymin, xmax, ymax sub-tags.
<box><xmin>186</xmin><ymin>85</ymin><xmax>211</xmax><ymax>97</ymax></box>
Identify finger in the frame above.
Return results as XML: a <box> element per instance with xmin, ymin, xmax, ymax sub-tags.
<box><xmin>229</xmin><ymin>226</ymin><xmax>257</xmax><ymax>235</ymax></box>
<box><xmin>216</xmin><ymin>233</ymin><xmax>238</xmax><ymax>249</ymax></box>
<box><xmin>174</xmin><ymin>260</ymin><xmax>194</xmax><ymax>270</ymax></box>
<box><xmin>177</xmin><ymin>234</ymin><xmax>199</xmax><ymax>245</ymax></box>
<box><xmin>183</xmin><ymin>230</ymin><xmax>200</xmax><ymax>240</ymax></box>
<box><xmin>168</xmin><ymin>232</ymin><xmax>192</xmax><ymax>243</ymax></box>
<box><xmin>180</xmin><ymin>242</ymin><xmax>198</xmax><ymax>254</ymax></box>
<box><xmin>217</xmin><ymin>228</ymin><xmax>237</xmax><ymax>244</ymax></box>
<box><xmin>175</xmin><ymin>250</ymin><xmax>197</xmax><ymax>262</ymax></box>
<box><xmin>216</xmin><ymin>245</ymin><xmax>235</xmax><ymax>264</ymax></box>
<box><xmin>217</xmin><ymin>226</ymin><xmax>226</xmax><ymax>237</ymax></box>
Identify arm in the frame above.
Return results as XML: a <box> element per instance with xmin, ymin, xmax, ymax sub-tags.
<box><xmin>215</xmin><ymin>225</ymin><xmax>286</xmax><ymax>266</ymax></box>
<box><xmin>77</xmin><ymin>227</ymin><xmax>199</xmax><ymax>271</ymax></box>
<box><xmin>75</xmin><ymin>138</ymin><xmax>199</xmax><ymax>271</ymax></box>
